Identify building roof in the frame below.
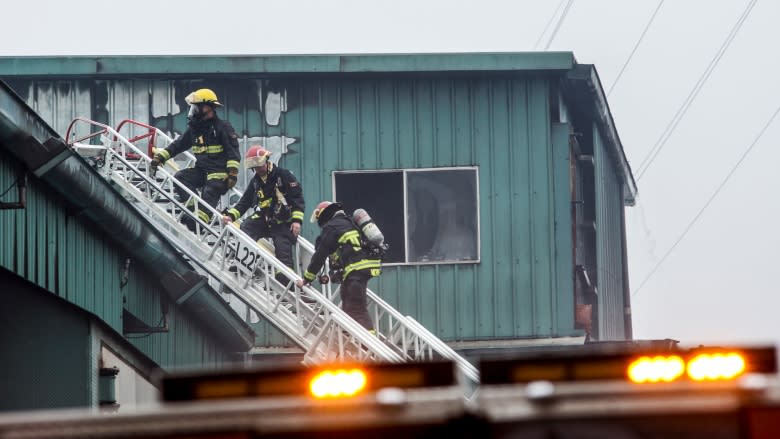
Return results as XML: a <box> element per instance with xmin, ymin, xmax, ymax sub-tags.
<box><xmin>0</xmin><ymin>52</ymin><xmax>575</xmax><ymax>76</ymax></box>
<box><xmin>0</xmin><ymin>52</ymin><xmax>636</xmax><ymax>203</ymax></box>
<box><xmin>566</xmin><ymin>64</ymin><xmax>637</xmax><ymax>204</ymax></box>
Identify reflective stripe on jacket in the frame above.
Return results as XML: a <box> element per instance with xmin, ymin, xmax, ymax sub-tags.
<box><xmin>223</xmin><ymin>164</ymin><xmax>305</xmax><ymax>224</ymax></box>
<box><xmin>157</xmin><ymin>117</ymin><xmax>241</xmax><ymax>175</ymax></box>
<box><xmin>304</xmin><ymin>212</ymin><xmax>381</xmax><ymax>282</ymax></box>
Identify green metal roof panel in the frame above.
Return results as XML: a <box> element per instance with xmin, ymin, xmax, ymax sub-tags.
<box><xmin>0</xmin><ymin>52</ymin><xmax>575</xmax><ymax>76</ymax></box>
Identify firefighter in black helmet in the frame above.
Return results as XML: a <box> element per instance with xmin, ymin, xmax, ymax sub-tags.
<box><xmin>149</xmin><ymin>88</ymin><xmax>241</xmax><ymax>231</ymax></box>
<box><xmin>296</xmin><ymin>201</ymin><xmax>381</xmax><ymax>332</ymax></box>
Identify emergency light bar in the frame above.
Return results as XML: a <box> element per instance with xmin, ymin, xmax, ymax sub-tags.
<box><xmin>479</xmin><ymin>346</ymin><xmax>776</xmax><ymax>385</ymax></box>
<box><xmin>161</xmin><ymin>360</ymin><xmax>456</xmax><ymax>402</ymax></box>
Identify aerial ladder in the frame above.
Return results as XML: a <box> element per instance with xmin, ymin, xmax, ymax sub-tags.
<box><xmin>64</xmin><ymin>117</ymin><xmax>479</xmax><ymax>388</ymax></box>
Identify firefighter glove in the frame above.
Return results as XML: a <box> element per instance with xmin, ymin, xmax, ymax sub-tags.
<box><xmin>226</xmin><ymin>168</ymin><xmax>239</xmax><ymax>189</ymax></box>
<box><xmin>150</xmin><ymin>155</ymin><xmax>163</xmax><ymax>176</ymax></box>
<box><xmin>226</xmin><ymin>175</ymin><xmax>237</xmax><ymax>189</ymax></box>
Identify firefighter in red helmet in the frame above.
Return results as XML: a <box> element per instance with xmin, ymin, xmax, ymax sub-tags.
<box><xmin>296</xmin><ymin>201</ymin><xmax>381</xmax><ymax>332</ymax></box>
<box><xmin>221</xmin><ymin>145</ymin><xmax>305</xmax><ymax>287</ymax></box>
<box><xmin>149</xmin><ymin>88</ymin><xmax>241</xmax><ymax>231</ymax></box>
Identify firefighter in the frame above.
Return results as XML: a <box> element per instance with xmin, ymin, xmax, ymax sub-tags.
<box><xmin>296</xmin><ymin>201</ymin><xmax>381</xmax><ymax>332</ymax></box>
<box><xmin>221</xmin><ymin>145</ymin><xmax>305</xmax><ymax>287</ymax></box>
<box><xmin>149</xmin><ymin>88</ymin><xmax>241</xmax><ymax>231</ymax></box>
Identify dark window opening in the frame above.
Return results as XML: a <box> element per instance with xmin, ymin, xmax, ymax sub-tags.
<box><xmin>334</xmin><ymin>168</ymin><xmax>479</xmax><ymax>265</ymax></box>
<box><xmin>334</xmin><ymin>172</ymin><xmax>405</xmax><ymax>263</ymax></box>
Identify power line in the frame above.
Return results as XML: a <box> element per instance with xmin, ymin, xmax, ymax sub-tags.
<box><xmin>632</xmin><ymin>102</ymin><xmax>780</xmax><ymax>298</ymax></box>
<box><xmin>634</xmin><ymin>0</ymin><xmax>758</xmax><ymax>181</ymax></box>
<box><xmin>607</xmin><ymin>0</ymin><xmax>665</xmax><ymax>98</ymax></box>
<box><xmin>544</xmin><ymin>0</ymin><xmax>575</xmax><ymax>50</ymax></box>
<box><xmin>534</xmin><ymin>0</ymin><xmax>567</xmax><ymax>50</ymax></box>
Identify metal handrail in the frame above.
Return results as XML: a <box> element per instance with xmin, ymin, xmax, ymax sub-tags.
<box><xmin>70</xmin><ymin>118</ymin><xmax>404</xmax><ymax>362</ymax></box>
<box><xmin>65</xmin><ymin>116</ymin><xmax>109</xmax><ymax>145</ymax></box>
<box><xmin>68</xmin><ymin>117</ymin><xmax>479</xmax><ymax>388</ymax></box>
<box><xmin>115</xmin><ymin>119</ymin><xmax>161</xmax><ymax>157</ymax></box>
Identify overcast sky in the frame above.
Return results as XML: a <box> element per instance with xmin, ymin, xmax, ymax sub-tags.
<box><xmin>3</xmin><ymin>0</ymin><xmax>778</xmax><ymax>349</ymax></box>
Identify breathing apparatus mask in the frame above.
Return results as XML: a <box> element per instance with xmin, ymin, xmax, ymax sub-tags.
<box><xmin>187</xmin><ymin>104</ymin><xmax>202</xmax><ymax>122</ymax></box>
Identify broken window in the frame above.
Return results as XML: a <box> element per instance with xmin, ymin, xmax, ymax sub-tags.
<box><xmin>333</xmin><ymin>167</ymin><xmax>480</xmax><ymax>265</ymax></box>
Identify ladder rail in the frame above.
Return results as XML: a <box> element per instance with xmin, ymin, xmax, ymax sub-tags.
<box><xmin>295</xmin><ymin>237</ymin><xmax>480</xmax><ymax>382</ymax></box>
<box><xmin>107</xmin><ymin>145</ymin><xmax>403</xmax><ymax>363</ymax></box>
<box><xmin>109</xmin><ymin>119</ymin><xmax>339</xmax><ymax>302</ymax></box>
<box><xmin>69</xmin><ymin>118</ymin><xmax>403</xmax><ymax>365</ymax></box>
<box><xmin>123</xmin><ymin>121</ymin><xmax>334</xmax><ymax>302</ymax></box>
<box><xmin>129</xmin><ymin>120</ymin><xmax>478</xmax><ymax>383</ymax></box>
<box><xmin>70</xmin><ymin>118</ymin><xmax>478</xmax><ymax>385</ymax></box>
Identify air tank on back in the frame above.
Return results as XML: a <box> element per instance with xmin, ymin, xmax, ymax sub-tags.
<box><xmin>352</xmin><ymin>208</ymin><xmax>384</xmax><ymax>247</ymax></box>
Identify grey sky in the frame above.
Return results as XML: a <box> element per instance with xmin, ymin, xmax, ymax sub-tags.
<box><xmin>3</xmin><ymin>0</ymin><xmax>778</xmax><ymax>348</ymax></box>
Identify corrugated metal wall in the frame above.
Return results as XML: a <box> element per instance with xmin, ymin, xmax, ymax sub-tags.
<box><xmin>123</xmin><ymin>263</ymin><xmax>235</xmax><ymax>369</ymax></box>
<box><xmin>356</xmin><ymin>77</ymin><xmax>558</xmax><ymax>341</ymax></box>
<box><xmin>593</xmin><ymin>124</ymin><xmax>627</xmax><ymax>340</ymax></box>
<box><xmin>0</xmin><ymin>153</ymin><xmax>123</xmax><ymax>328</ymax></box>
<box><xmin>8</xmin><ymin>75</ymin><xmax>581</xmax><ymax>344</ymax></box>
<box><xmin>0</xmin><ymin>273</ymin><xmax>91</xmax><ymax>411</ymax></box>
<box><xmin>0</xmin><ymin>151</ymin><xmax>235</xmax><ymax>367</ymax></box>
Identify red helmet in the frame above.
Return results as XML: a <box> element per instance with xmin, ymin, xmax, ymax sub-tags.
<box><xmin>310</xmin><ymin>200</ymin><xmax>342</xmax><ymax>224</ymax></box>
<box><xmin>245</xmin><ymin>145</ymin><xmax>272</xmax><ymax>169</ymax></box>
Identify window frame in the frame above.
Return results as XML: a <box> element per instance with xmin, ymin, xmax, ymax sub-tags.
<box><xmin>332</xmin><ymin>166</ymin><xmax>481</xmax><ymax>266</ymax></box>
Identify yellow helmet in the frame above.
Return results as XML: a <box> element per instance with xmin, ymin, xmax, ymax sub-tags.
<box><xmin>184</xmin><ymin>88</ymin><xmax>222</xmax><ymax>107</ymax></box>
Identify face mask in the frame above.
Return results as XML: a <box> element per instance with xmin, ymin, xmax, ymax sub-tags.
<box><xmin>187</xmin><ymin>104</ymin><xmax>201</xmax><ymax>121</ymax></box>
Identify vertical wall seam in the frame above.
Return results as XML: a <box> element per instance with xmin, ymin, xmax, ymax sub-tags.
<box><xmin>526</xmin><ymin>80</ymin><xmax>537</xmax><ymax>335</ymax></box>
<box><xmin>487</xmin><ymin>79</ymin><xmax>497</xmax><ymax>337</ymax></box>
<box><xmin>507</xmin><ymin>79</ymin><xmax>517</xmax><ymax>333</ymax></box>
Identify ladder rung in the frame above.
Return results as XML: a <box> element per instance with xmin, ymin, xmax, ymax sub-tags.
<box><xmin>73</xmin><ymin>117</ymin><xmax>478</xmax><ymax>388</ymax></box>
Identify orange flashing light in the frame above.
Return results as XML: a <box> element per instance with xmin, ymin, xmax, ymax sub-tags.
<box><xmin>627</xmin><ymin>355</ymin><xmax>685</xmax><ymax>383</ymax></box>
<box><xmin>687</xmin><ymin>352</ymin><xmax>746</xmax><ymax>381</ymax></box>
<box><xmin>309</xmin><ymin>369</ymin><xmax>368</xmax><ymax>399</ymax></box>
<box><xmin>627</xmin><ymin>352</ymin><xmax>748</xmax><ymax>384</ymax></box>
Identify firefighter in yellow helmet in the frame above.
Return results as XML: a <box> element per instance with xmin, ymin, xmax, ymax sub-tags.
<box><xmin>296</xmin><ymin>201</ymin><xmax>381</xmax><ymax>331</ymax></box>
<box><xmin>149</xmin><ymin>88</ymin><xmax>241</xmax><ymax>231</ymax></box>
<box><xmin>221</xmin><ymin>145</ymin><xmax>305</xmax><ymax>287</ymax></box>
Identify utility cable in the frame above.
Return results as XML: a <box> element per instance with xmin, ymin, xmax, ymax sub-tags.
<box><xmin>634</xmin><ymin>0</ymin><xmax>758</xmax><ymax>181</ymax></box>
<box><xmin>534</xmin><ymin>0</ymin><xmax>567</xmax><ymax>50</ymax></box>
<box><xmin>607</xmin><ymin>0</ymin><xmax>665</xmax><ymax>97</ymax></box>
<box><xmin>632</xmin><ymin>102</ymin><xmax>780</xmax><ymax>298</ymax></box>
<box><xmin>544</xmin><ymin>0</ymin><xmax>575</xmax><ymax>50</ymax></box>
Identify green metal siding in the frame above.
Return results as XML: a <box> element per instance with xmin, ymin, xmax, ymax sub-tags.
<box><xmin>286</xmin><ymin>76</ymin><xmax>578</xmax><ymax>342</ymax></box>
<box><xmin>6</xmin><ymin>73</ymin><xmax>585</xmax><ymax>344</ymax></box>
<box><xmin>0</xmin><ymin>273</ymin><xmax>91</xmax><ymax>411</ymax></box>
<box><xmin>0</xmin><ymin>155</ymin><xmax>122</xmax><ymax>329</ymax></box>
<box><xmin>594</xmin><ymin>124</ymin><xmax>627</xmax><ymax>340</ymax></box>
<box><xmin>551</xmin><ymin>123</ymin><xmax>576</xmax><ymax>334</ymax></box>
<box><xmin>121</xmin><ymin>260</ymin><xmax>235</xmax><ymax>369</ymax></box>
<box><xmin>127</xmin><ymin>305</ymin><xmax>235</xmax><ymax>370</ymax></box>
<box><xmin>0</xmin><ymin>152</ymin><xmax>238</xmax><ymax>367</ymax></box>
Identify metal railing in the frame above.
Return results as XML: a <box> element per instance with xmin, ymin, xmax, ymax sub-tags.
<box><xmin>66</xmin><ymin>118</ymin><xmax>478</xmax><ymax>386</ymax></box>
